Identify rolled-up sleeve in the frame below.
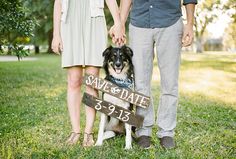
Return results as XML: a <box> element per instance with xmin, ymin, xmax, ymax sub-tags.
<box><xmin>183</xmin><ymin>0</ymin><xmax>197</xmax><ymax>5</ymax></box>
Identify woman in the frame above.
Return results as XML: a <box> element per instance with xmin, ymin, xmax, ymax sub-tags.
<box><xmin>51</xmin><ymin>0</ymin><xmax>124</xmax><ymax>147</ymax></box>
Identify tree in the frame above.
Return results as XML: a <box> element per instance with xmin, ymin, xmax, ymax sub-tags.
<box><xmin>223</xmin><ymin>22</ymin><xmax>236</xmax><ymax>51</ymax></box>
<box><xmin>0</xmin><ymin>0</ymin><xmax>37</xmax><ymax>60</ymax></box>
<box><xmin>194</xmin><ymin>0</ymin><xmax>221</xmax><ymax>53</ymax></box>
<box><xmin>222</xmin><ymin>0</ymin><xmax>236</xmax><ymax>51</ymax></box>
<box><xmin>24</xmin><ymin>0</ymin><xmax>54</xmax><ymax>53</ymax></box>
<box><xmin>223</xmin><ymin>0</ymin><xmax>236</xmax><ymax>23</ymax></box>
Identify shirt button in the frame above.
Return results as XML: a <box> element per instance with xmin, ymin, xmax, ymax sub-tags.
<box><xmin>150</xmin><ymin>5</ymin><xmax>153</xmax><ymax>8</ymax></box>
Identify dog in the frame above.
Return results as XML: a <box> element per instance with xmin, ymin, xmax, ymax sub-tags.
<box><xmin>95</xmin><ymin>45</ymin><xmax>134</xmax><ymax>149</ymax></box>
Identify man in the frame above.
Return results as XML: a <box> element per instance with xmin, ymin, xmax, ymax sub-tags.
<box><xmin>110</xmin><ymin>0</ymin><xmax>197</xmax><ymax>149</ymax></box>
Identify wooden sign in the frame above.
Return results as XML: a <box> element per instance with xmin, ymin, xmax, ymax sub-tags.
<box><xmin>82</xmin><ymin>93</ymin><xmax>144</xmax><ymax>128</ymax></box>
<box><xmin>83</xmin><ymin>74</ymin><xmax>150</xmax><ymax>108</ymax></box>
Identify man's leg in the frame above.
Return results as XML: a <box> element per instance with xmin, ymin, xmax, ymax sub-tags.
<box><xmin>129</xmin><ymin>24</ymin><xmax>155</xmax><ymax>143</ymax></box>
<box><xmin>155</xmin><ymin>18</ymin><xmax>183</xmax><ymax>147</ymax></box>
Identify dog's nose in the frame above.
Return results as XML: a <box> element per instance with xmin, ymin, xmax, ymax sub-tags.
<box><xmin>115</xmin><ymin>61</ymin><xmax>121</xmax><ymax>67</ymax></box>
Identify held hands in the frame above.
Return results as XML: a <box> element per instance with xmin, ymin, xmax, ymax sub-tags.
<box><xmin>51</xmin><ymin>35</ymin><xmax>63</xmax><ymax>54</ymax></box>
<box><xmin>182</xmin><ymin>24</ymin><xmax>194</xmax><ymax>47</ymax></box>
<box><xmin>109</xmin><ymin>23</ymin><xmax>126</xmax><ymax>47</ymax></box>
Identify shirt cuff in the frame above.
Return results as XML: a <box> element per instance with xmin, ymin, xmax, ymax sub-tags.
<box><xmin>183</xmin><ymin>0</ymin><xmax>197</xmax><ymax>5</ymax></box>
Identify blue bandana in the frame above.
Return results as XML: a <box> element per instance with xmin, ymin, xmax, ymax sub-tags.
<box><xmin>106</xmin><ymin>75</ymin><xmax>134</xmax><ymax>90</ymax></box>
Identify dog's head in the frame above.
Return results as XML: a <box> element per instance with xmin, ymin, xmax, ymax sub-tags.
<box><xmin>103</xmin><ymin>45</ymin><xmax>133</xmax><ymax>78</ymax></box>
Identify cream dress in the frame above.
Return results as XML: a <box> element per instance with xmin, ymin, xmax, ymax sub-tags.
<box><xmin>60</xmin><ymin>0</ymin><xmax>107</xmax><ymax>68</ymax></box>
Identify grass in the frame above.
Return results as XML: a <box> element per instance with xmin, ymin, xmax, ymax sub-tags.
<box><xmin>0</xmin><ymin>52</ymin><xmax>235</xmax><ymax>158</ymax></box>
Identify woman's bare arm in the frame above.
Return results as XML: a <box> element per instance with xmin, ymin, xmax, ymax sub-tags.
<box><xmin>105</xmin><ymin>0</ymin><xmax>125</xmax><ymax>46</ymax></box>
<box><xmin>52</xmin><ymin>0</ymin><xmax>63</xmax><ymax>54</ymax></box>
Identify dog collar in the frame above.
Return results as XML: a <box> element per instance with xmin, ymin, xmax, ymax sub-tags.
<box><xmin>106</xmin><ymin>75</ymin><xmax>134</xmax><ymax>90</ymax></box>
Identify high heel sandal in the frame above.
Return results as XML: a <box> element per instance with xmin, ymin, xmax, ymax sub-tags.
<box><xmin>82</xmin><ymin>132</ymin><xmax>94</xmax><ymax>147</ymax></box>
<box><xmin>66</xmin><ymin>132</ymin><xmax>81</xmax><ymax>145</ymax></box>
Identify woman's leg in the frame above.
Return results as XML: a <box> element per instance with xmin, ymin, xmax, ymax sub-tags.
<box><xmin>84</xmin><ymin>66</ymin><xmax>100</xmax><ymax>133</ymax></box>
<box><xmin>66</xmin><ymin>66</ymin><xmax>83</xmax><ymax>143</ymax></box>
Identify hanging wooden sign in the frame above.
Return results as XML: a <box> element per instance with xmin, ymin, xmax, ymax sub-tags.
<box><xmin>82</xmin><ymin>93</ymin><xmax>144</xmax><ymax>128</ymax></box>
<box><xmin>83</xmin><ymin>74</ymin><xmax>150</xmax><ymax>108</ymax></box>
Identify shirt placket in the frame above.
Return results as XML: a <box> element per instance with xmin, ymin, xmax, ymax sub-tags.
<box><xmin>149</xmin><ymin>0</ymin><xmax>154</xmax><ymax>28</ymax></box>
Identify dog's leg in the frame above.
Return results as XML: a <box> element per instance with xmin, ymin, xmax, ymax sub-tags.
<box><xmin>95</xmin><ymin>113</ymin><xmax>107</xmax><ymax>146</ymax></box>
<box><xmin>125</xmin><ymin>123</ymin><xmax>132</xmax><ymax>149</ymax></box>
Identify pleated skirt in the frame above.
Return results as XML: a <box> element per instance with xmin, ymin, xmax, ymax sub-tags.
<box><xmin>61</xmin><ymin>0</ymin><xmax>107</xmax><ymax>68</ymax></box>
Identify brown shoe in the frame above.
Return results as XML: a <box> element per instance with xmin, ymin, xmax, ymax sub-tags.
<box><xmin>137</xmin><ymin>136</ymin><xmax>151</xmax><ymax>149</ymax></box>
<box><xmin>66</xmin><ymin>132</ymin><xmax>81</xmax><ymax>145</ymax></box>
<box><xmin>159</xmin><ymin>136</ymin><xmax>175</xmax><ymax>149</ymax></box>
<box><xmin>82</xmin><ymin>133</ymin><xmax>94</xmax><ymax>147</ymax></box>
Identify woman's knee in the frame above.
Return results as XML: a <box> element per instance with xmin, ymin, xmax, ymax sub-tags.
<box><xmin>85</xmin><ymin>66</ymin><xmax>100</xmax><ymax>76</ymax></box>
<box><xmin>67</xmin><ymin>69</ymin><xmax>83</xmax><ymax>89</ymax></box>
<box><xmin>68</xmin><ymin>77</ymin><xmax>83</xmax><ymax>89</ymax></box>
<box><xmin>85</xmin><ymin>67</ymin><xmax>100</xmax><ymax>94</ymax></box>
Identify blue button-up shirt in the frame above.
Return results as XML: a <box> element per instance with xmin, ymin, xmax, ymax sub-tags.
<box><xmin>130</xmin><ymin>0</ymin><xmax>197</xmax><ymax>28</ymax></box>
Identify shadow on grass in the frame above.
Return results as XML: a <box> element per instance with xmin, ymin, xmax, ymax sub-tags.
<box><xmin>181</xmin><ymin>60</ymin><xmax>236</xmax><ymax>74</ymax></box>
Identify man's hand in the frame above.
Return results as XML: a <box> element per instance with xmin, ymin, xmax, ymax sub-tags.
<box><xmin>183</xmin><ymin>3</ymin><xmax>195</xmax><ymax>47</ymax></box>
<box><xmin>51</xmin><ymin>35</ymin><xmax>63</xmax><ymax>54</ymax></box>
<box><xmin>182</xmin><ymin>24</ymin><xmax>194</xmax><ymax>47</ymax></box>
<box><xmin>109</xmin><ymin>23</ymin><xmax>126</xmax><ymax>46</ymax></box>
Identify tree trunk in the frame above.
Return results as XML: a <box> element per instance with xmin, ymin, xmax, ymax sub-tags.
<box><xmin>0</xmin><ymin>44</ymin><xmax>2</xmax><ymax>53</ymax></box>
<box><xmin>7</xmin><ymin>45</ymin><xmax>12</xmax><ymax>55</ymax></box>
<box><xmin>17</xmin><ymin>55</ymin><xmax>21</xmax><ymax>61</ymax></box>
<box><xmin>47</xmin><ymin>29</ymin><xmax>53</xmax><ymax>53</ymax></box>
<box><xmin>35</xmin><ymin>45</ymin><xmax>40</xmax><ymax>54</ymax></box>
<box><xmin>196</xmin><ymin>37</ymin><xmax>203</xmax><ymax>53</ymax></box>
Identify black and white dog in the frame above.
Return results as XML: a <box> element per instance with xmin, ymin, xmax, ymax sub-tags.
<box><xmin>95</xmin><ymin>45</ymin><xmax>134</xmax><ymax>149</ymax></box>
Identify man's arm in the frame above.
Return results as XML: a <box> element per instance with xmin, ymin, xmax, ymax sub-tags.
<box><xmin>120</xmin><ymin>0</ymin><xmax>132</xmax><ymax>25</ymax></box>
<box><xmin>182</xmin><ymin>3</ymin><xmax>196</xmax><ymax>47</ymax></box>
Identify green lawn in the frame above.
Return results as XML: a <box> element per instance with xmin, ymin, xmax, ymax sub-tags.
<box><xmin>0</xmin><ymin>52</ymin><xmax>235</xmax><ymax>158</ymax></box>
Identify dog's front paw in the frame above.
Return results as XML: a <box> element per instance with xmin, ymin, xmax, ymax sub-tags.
<box><xmin>125</xmin><ymin>145</ymin><xmax>132</xmax><ymax>150</ymax></box>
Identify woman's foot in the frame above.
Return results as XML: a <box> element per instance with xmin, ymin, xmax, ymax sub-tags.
<box><xmin>82</xmin><ymin>132</ymin><xmax>94</xmax><ymax>147</ymax></box>
<box><xmin>66</xmin><ymin>132</ymin><xmax>81</xmax><ymax>145</ymax></box>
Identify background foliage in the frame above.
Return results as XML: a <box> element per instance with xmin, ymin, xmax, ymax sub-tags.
<box><xmin>0</xmin><ymin>0</ymin><xmax>235</xmax><ymax>55</ymax></box>
<box><xmin>0</xmin><ymin>0</ymin><xmax>37</xmax><ymax>59</ymax></box>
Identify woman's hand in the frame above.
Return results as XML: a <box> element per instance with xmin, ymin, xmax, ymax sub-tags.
<box><xmin>52</xmin><ymin>0</ymin><xmax>62</xmax><ymax>54</ymax></box>
<box><xmin>51</xmin><ymin>35</ymin><xmax>63</xmax><ymax>54</ymax></box>
<box><xmin>109</xmin><ymin>23</ymin><xmax>126</xmax><ymax>46</ymax></box>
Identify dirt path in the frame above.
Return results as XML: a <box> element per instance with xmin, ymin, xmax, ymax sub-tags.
<box><xmin>0</xmin><ymin>56</ymin><xmax>38</xmax><ymax>62</ymax></box>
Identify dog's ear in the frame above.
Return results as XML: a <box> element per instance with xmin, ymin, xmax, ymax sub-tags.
<box><xmin>122</xmin><ymin>45</ymin><xmax>133</xmax><ymax>57</ymax></box>
<box><xmin>102</xmin><ymin>46</ymin><xmax>113</xmax><ymax>57</ymax></box>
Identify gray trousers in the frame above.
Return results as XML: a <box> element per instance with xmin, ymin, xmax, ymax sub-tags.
<box><xmin>129</xmin><ymin>18</ymin><xmax>183</xmax><ymax>138</ymax></box>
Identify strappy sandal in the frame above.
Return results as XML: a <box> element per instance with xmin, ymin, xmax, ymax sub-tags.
<box><xmin>66</xmin><ymin>132</ymin><xmax>81</xmax><ymax>145</ymax></box>
<box><xmin>82</xmin><ymin>132</ymin><xmax>94</xmax><ymax>147</ymax></box>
